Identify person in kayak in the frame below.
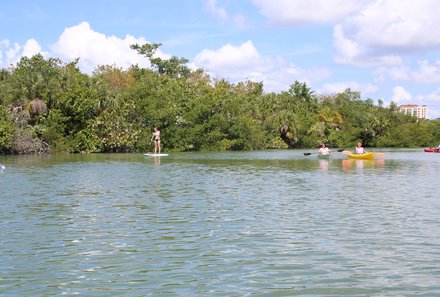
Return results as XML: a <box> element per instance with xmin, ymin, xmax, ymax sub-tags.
<box><xmin>354</xmin><ymin>142</ymin><xmax>366</xmax><ymax>154</ymax></box>
<box><xmin>151</xmin><ymin>127</ymin><xmax>161</xmax><ymax>154</ymax></box>
<box><xmin>318</xmin><ymin>143</ymin><xmax>331</xmax><ymax>155</ymax></box>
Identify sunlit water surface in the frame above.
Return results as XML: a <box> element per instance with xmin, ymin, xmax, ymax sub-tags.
<box><xmin>1</xmin><ymin>149</ymin><xmax>439</xmax><ymax>296</ymax></box>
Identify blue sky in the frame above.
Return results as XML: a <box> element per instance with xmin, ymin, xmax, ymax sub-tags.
<box><xmin>2</xmin><ymin>0</ymin><xmax>440</xmax><ymax>118</ymax></box>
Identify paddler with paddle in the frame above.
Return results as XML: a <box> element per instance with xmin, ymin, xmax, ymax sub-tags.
<box><xmin>318</xmin><ymin>143</ymin><xmax>331</xmax><ymax>155</ymax></box>
<box><xmin>354</xmin><ymin>142</ymin><xmax>366</xmax><ymax>154</ymax></box>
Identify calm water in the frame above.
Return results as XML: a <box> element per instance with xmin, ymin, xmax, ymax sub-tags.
<box><xmin>1</xmin><ymin>149</ymin><xmax>439</xmax><ymax>296</ymax></box>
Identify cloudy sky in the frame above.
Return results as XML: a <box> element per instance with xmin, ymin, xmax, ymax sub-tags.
<box><xmin>1</xmin><ymin>0</ymin><xmax>440</xmax><ymax>118</ymax></box>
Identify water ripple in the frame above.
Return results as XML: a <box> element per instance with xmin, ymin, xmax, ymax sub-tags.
<box><xmin>1</xmin><ymin>151</ymin><xmax>440</xmax><ymax>296</ymax></box>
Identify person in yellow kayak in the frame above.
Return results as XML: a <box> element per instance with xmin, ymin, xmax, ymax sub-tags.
<box><xmin>318</xmin><ymin>143</ymin><xmax>331</xmax><ymax>155</ymax></box>
<box><xmin>354</xmin><ymin>142</ymin><xmax>366</xmax><ymax>154</ymax></box>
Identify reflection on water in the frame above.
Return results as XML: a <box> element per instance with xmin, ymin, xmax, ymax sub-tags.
<box><xmin>319</xmin><ymin>159</ymin><xmax>329</xmax><ymax>171</ymax></box>
<box><xmin>1</xmin><ymin>150</ymin><xmax>440</xmax><ymax>296</ymax></box>
<box><xmin>341</xmin><ymin>158</ymin><xmax>385</xmax><ymax>173</ymax></box>
<box><xmin>145</xmin><ymin>155</ymin><xmax>162</xmax><ymax>167</ymax></box>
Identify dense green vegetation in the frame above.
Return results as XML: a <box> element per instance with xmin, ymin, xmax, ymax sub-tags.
<box><xmin>1</xmin><ymin>43</ymin><xmax>439</xmax><ymax>154</ymax></box>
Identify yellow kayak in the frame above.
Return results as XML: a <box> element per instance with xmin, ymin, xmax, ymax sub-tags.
<box><xmin>347</xmin><ymin>152</ymin><xmax>375</xmax><ymax>160</ymax></box>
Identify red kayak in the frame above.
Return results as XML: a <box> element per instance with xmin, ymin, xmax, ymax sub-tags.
<box><xmin>424</xmin><ymin>148</ymin><xmax>440</xmax><ymax>153</ymax></box>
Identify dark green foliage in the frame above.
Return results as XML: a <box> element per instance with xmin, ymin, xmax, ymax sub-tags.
<box><xmin>39</xmin><ymin>109</ymin><xmax>72</xmax><ymax>153</ymax></box>
<box><xmin>131</xmin><ymin>43</ymin><xmax>190</xmax><ymax>78</ymax></box>
<box><xmin>376</xmin><ymin>120</ymin><xmax>436</xmax><ymax>147</ymax></box>
<box><xmin>0</xmin><ymin>107</ymin><xmax>16</xmax><ymax>153</ymax></box>
<box><xmin>1</xmin><ymin>46</ymin><xmax>439</xmax><ymax>154</ymax></box>
<box><xmin>6</xmin><ymin>54</ymin><xmax>63</xmax><ymax>109</ymax></box>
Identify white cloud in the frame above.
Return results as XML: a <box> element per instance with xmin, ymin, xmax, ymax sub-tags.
<box><xmin>355</xmin><ymin>0</ymin><xmax>440</xmax><ymax>50</ymax></box>
<box><xmin>0</xmin><ymin>39</ymin><xmax>8</xmax><ymax>65</ymax></box>
<box><xmin>1</xmin><ymin>22</ymin><xmax>163</xmax><ymax>73</ymax></box>
<box><xmin>0</xmin><ymin>38</ymin><xmax>45</xmax><ymax>67</ymax></box>
<box><xmin>319</xmin><ymin>81</ymin><xmax>378</xmax><ymax>96</ymax></box>
<box><xmin>373</xmin><ymin>60</ymin><xmax>440</xmax><ymax>85</ymax></box>
<box><xmin>204</xmin><ymin>0</ymin><xmax>247</xmax><ymax>28</ymax></box>
<box><xmin>22</xmin><ymin>39</ymin><xmax>44</xmax><ymax>58</ymax></box>
<box><xmin>50</xmin><ymin>21</ymin><xmax>154</xmax><ymax>73</ymax></box>
<box><xmin>417</xmin><ymin>89</ymin><xmax>440</xmax><ymax>118</ymax></box>
<box><xmin>6</xmin><ymin>43</ymin><xmax>22</xmax><ymax>66</ymax></box>
<box><xmin>391</xmin><ymin>86</ymin><xmax>412</xmax><ymax>104</ymax></box>
<box><xmin>333</xmin><ymin>24</ymin><xmax>403</xmax><ymax>67</ymax></box>
<box><xmin>373</xmin><ymin>66</ymin><xmax>411</xmax><ymax>82</ymax></box>
<box><xmin>385</xmin><ymin>66</ymin><xmax>412</xmax><ymax>81</ymax></box>
<box><xmin>412</xmin><ymin>60</ymin><xmax>440</xmax><ymax>84</ymax></box>
<box><xmin>252</xmin><ymin>0</ymin><xmax>370</xmax><ymax>25</ymax></box>
<box><xmin>419</xmin><ymin>88</ymin><xmax>440</xmax><ymax>101</ymax></box>
<box><xmin>193</xmin><ymin>40</ymin><xmax>274</xmax><ymax>83</ymax></box>
<box><xmin>334</xmin><ymin>0</ymin><xmax>440</xmax><ymax>66</ymax></box>
<box><xmin>263</xmin><ymin>66</ymin><xmax>332</xmax><ymax>92</ymax></box>
<box><xmin>194</xmin><ymin>40</ymin><xmax>262</xmax><ymax>72</ymax></box>
<box><xmin>0</xmin><ymin>39</ymin><xmax>9</xmax><ymax>47</ymax></box>
<box><xmin>204</xmin><ymin>0</ymin><xmax>228</xmax><ymax>21</ymax></box>
<box><xmin>193</xmin><ymin>40</ymin><xmax>331</xmax><ymax>92</ymax></box>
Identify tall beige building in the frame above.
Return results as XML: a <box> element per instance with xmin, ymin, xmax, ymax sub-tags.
<box><xmin>398</xmin><ymin>104</ymin><xmax>427</xmax><ymax>119</ymax></box>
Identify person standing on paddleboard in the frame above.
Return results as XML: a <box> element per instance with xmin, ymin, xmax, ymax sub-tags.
<box><xmin>151</xmin><ymin>127</ymin><xmax>161</xmax><ymax>154</ymax></box>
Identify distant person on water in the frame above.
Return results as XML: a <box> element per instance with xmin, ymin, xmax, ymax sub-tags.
<box><xmin>151</xmin><ymin>127</ymin><xmax>161</xmax><ymax>154</ymax></box>
<box><xmin>318</xmin><ymin>143</ymin><xmax>330</xmax><ymax>155</ymax></box>
<box><xmin>354</xmin><ymin>142</ymin><xmax>366</xmax><ymax>154</ymax></box>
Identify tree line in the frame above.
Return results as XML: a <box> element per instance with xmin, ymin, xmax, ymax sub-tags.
<box><xmin>1</xmin><ymin>43</ymin><xmax>439</xmax><ymax>154</ymax></box>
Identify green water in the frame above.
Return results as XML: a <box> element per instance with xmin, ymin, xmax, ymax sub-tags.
<box><xmin>1</xmin><ymin>149</ymin><xmax>439</xmax><ymax>296</ymax></box>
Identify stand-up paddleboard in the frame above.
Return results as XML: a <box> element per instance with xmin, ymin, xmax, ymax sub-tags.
<box><xmin>144</xmin><ymin>153</ymin><xmax>169</xmax><ymax>157</ymax></box>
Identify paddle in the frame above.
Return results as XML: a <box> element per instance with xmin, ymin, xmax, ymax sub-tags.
<box><xmin>304</xmin><ymin>149</ymin><xmax>344</xmax><ymax>156</ymax></box>
<box><xmin>146</xmin><ymin>140</ymin><xmax>155</xmax><ymax>155</ymax></box>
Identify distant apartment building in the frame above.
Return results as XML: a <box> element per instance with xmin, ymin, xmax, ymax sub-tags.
<box><xmin>398</xmin><ymin>104</ymin><xmax>427</xmax><ymax>119</ymax></box>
